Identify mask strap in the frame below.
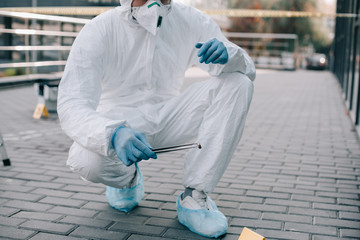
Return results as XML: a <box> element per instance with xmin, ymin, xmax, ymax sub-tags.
<box><xmin>157</xmin><ymin>16</ymin><xmax>163</xmax><ymax>27</ymax></box>
<box><xmin>148</xmin><ymin>2</ymin><xmax>160</xmax><ymax>8</ymax></box>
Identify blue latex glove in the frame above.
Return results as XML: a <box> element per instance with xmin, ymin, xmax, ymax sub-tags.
<box><xmin>195</xmin><ymin>38</ymin><xmax>228</xmax><ymax>65</ymax></box>
<box><xmin>111</xmin><ymin>126</ymin><xmax>157</xmax><ymax>167</ymax></box>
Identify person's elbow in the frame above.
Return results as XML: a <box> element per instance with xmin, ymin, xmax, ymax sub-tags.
<box><xmin>240</xmin><ymin>58</ymin><xmax>256</xmax><ymax>81</ymax></box>
<box><xmin>56</xmin><ymin>86</ymin><xmax>79</xmax><ymax>130</ymax></box>
<box><xmin>247</xmin><ymin>64</ymin><xmax>256</xmax><ymax>81</ymax></box>
<box><xmin>57</xmin><ymin>95</ymin><xmax>73</xmax><ymax>132</ymax></box>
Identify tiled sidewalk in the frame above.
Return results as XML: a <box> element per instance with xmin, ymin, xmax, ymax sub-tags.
<box><xmin>0</xmin><ymin>69</ymin><xmax>359</xmax><ymax>240</ymax></box>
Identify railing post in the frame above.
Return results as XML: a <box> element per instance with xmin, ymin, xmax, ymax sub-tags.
<box><xmin>3</xmin><ymin>17</ymin><xmax>12</xmax><ymax>60</ymax></box>
<box><xmin>31</xmin><ymin>16</ymin><xmax>38</xmax><ymax>74</ymax></box>
<box><xmin>25</xmin><ymin>18</ymin><xmax>30</xmax><ymax>75</ymax></box>
<box><xmin>58</xmin><ymin>21</ymin><xmax>63</xmax><ymax>72</ymax></box>
<box><xmin>39</xmin><ymin>20</ymin><xmax>44</xmax><ymax>60</ymax></box>
<box><xmin>0</xmin><ymin>134</ymin><xmax>11</xmax><ymax>167</ymax></box>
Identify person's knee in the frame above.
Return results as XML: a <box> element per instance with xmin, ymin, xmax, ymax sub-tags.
<box><xmin>81</xmin><ymin>157</ymin><xmax>105</xmax><ymax>184</ymax></box>
<box><xmin>67</xmin><ymin>144</ymin><xmax>106</xmax><ymax>184</ymax></box>
<box><xmin>74</xmin><ymin>156</ymin><xmax>105</xmax><ymax>184</ymax></box>
<box><xmin>220</xmin><ymin>72</ymin><xmax>254</xmax><ymax>97</ymax></box>
<box><xmin>78</xmin><ymin>157</ymin><xmax>136</xmax><ymax>189</ymax></box>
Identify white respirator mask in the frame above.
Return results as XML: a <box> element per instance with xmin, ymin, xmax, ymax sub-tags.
<box><xmin>131</xmin><ymin>0</ymin><xmax>172</xmax><ymax>35</ymax></box>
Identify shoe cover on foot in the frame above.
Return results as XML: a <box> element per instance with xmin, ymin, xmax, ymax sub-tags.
<box><xmin>106</xmin><ymin>163</ymin><xmax>144</xmax><ymax>213</ymax></box>
<box><xmin>176</xmin><ymin>193</ymin><xmax>228</xmax><ymax>238</ymax></box>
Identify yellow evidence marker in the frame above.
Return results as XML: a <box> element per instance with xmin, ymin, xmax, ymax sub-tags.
<box><xmin>238</xmin><ymin>227</ymin><xmax>266</xmax><ymax>240</ymax></box>
<box><xmin>33</xmin><ymin>104</ymin><xmax>50</xmax><ymax>119</ymax></box>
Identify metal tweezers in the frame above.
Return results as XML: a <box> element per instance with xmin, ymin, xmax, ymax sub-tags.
<box><xmin>153</xmin><ymin>143</ymin><xmax>202</xmax><ymax>154</ymax></box>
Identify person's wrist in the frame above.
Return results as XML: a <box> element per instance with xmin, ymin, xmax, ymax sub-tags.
<box><xmin>111</xmin><ymin>126</ymin><xmax>125</xmax><ymax>148</ymax></box>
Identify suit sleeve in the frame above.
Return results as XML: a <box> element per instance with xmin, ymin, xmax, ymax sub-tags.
<box><xmin>57</xmin><ymin>21</ymin><xmax>125</xmax><ymax>157</ymax></box>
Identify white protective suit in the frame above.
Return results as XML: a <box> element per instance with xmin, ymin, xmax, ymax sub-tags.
<box><xmin>57</xmin><ymin>0</ymin><xmax>255</xmax><ymax>193</ymax></box>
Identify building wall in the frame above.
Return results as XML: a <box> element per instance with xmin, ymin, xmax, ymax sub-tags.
<box><xmin>333</xmin><ymin>0</ymin><xmax>360</xmax><ymax>132</ymax></box>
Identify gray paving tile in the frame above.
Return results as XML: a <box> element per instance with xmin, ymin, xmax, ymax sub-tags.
<box><xmin>12</xmin><ymin>211</ymin><xmax>62</xmax><ymax>221</ymax></box>
<box><xmin>272</xmin><ymin>187</ymin><xmax>315</xmax><ymax>196</ymax></box>
<box><xmin>221</xmin><ymin>208</ymin><xmax>261</xmax><ymax>219</ymax></box>
<box><xmin>0</xmin><ymin>207</ymin><xmax>19</xmax><ymax>216</ymax></box>
<box><xmin>240</xmin><ymin>203</ymin><xmax>287</xmax><ymax>213</ymax></box>
<box><xmin>0</xmin><ymin>225</ymin><xmax>35</xmax><ymax>239</ymax></box>
<box><xmin>96</xmin><ymin>211</ymin><xmax>149</xmax><ymax>224</ymax></box>
<box><xmin>221</xmin><ymin>234</ymin><xmax>243</xmax><ymax>240</ymax></box>
<box><xmin>48</xmin><ymin>206</ymin><xmax>98</xmax><ymax>218</ymax></box>
<box><xmin>231</xmin><ymin>218</ymin><xmax>282</xmax><ymax>230</ymax></box>
<box><xmin>29</xmin><ymin>232</ymin><xmax>86</xmax><ymax>240</ymax></box>
<box><xmin>340</xmin><ymin>229</ymin><xmax>360</xmax><ymax>238</ymax></box>
<box><xmin>59</xmin><ymin>215</ymin><xmax>112</xmax><ymax>228</ymax></box>
<box><xmin>314</xmin><ymin>217</ymin><xmax>360</xmax><ymax>228</ymax></box>
<box><xmin>138</xmin><ymin>200</ymin><xmax>164</xmax><ymax>209</ymax></box>
<box><xmin>0</xmin><ymin>191</ymin><xmax>45</xmax><ymax>202</ymax></box>
<box><xmin>264</xmin><ymin>198</ymin><xmax>310</xmax><ymax>208</ymax></box>
<box><xmin>0</xmin><ymin>215</ymin><xmax>26</xmax><ymax>226</ymax></box>
<box><xmin>262</xmin><ymin>213</ymin><xmax>312</xmax><ymax>224</ymax></box>
<box><xmin>339</xmin><ymin>211</ymin><xmax>360</xmax><ymax>220</ymax></box>
<box><xmin>219</xmin><ymin>194</ymin><xmax>264</xmax><ymax>204</ymax></box>
<box><xmin>130</xmin><ymin>207</ymin><xmax>177</xmax><ymax>219</ymax></box>
<box><xmin>61</xmin><ymin>185</ymin><xmax>105</xmax><ymax>194</ymax></box>
<box><xmin>39</xmin><ymin>196</ymin><xmax>87</xmax><ymax>208</ymax></box>
<box><xmin>312</xmin><ymin>235</ymin><xmax>343</xmax><ymax>240</ymax></box>
<box><xmin>110</xmin><ymin>221</ymin><xmax>165</xmax><ymax>236</ymax></box>
<box><xmin>71</xmin><ymin>192</ymin><xmax>107</xmax><ymax>202</ymax></box>
<box><xmin>3</xmin><ymin>200</ymin><xmax>53</xmax><ymax>211</ymax></box>
<box><xmin>291</xmin><ymin>194</ymin><xmax>335</xmax><ymax>204</ymax></box>
<box><xmin>25</xmin><ymin>181</ymin><xmax>66</xmax><ymax>189</ymax></box>
<box><xmin>81</xmin><ymin>201</ymin><xmax>110</xmax><ymax>210</ymax></box>
<box><xmin>246</xmin><ymin>190</ymin><xmax>290</xmax><ymax>199</ymax></box>
<box><xmin>127</xmin><ymin>235</ymin><xmax>171</xmax><ymax>240</ymax></box>
<box><xmin>145</xmin><ymin>193</ymin><xmax>177</xmax><ymax>202</ymax></box>
<box><xmin>160</xmin><ymin>202</ymin><xmax>178</xmax><ymax>211</ymax></box>
<box><xmin>31</xmin><ymin>188</ymin><xmax>75</xmax><ymax>198</ymax></box>
<box><xmin>146</xmin><ymin>217</ymin><xmax>185</xmax><ymax>229</ymax></box>
<box><xmin>20</xmin><ymin>219</ymin><xmax>76</xmax><ymax>234</ymax></box>
<box><xmin>0</xmin><ymin>183</ymin><xmax>35</xmax><ymax>193</ymax></box>
<box><xmin>163</xmin><ymin>228</ymin><xmax>212</xmax><ymax>240</ymax></box>
<box><xmin>313</xmin><ymin>203</ymin><xmax>359</xmax><ymax>212</ymax></box>
<box><xmin>13</xmin><ymin>173</ymin><xmax>56</xmax><ymax>182</ymax></box>
<box><xmin>256</xmin><ymin>229</ymin><xmax>310</xmax><ymax>240</ymax></box>
<box><xmin>285</xmin><ymin>222</ymin><xmax>337</xmax><ymax>235</ymax></box>
<box><xmin>70</xmin><ymin>226</ymin><xmax>128</xmax><ymax>240</ymax></box>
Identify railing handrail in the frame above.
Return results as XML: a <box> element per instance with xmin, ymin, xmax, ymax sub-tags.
<box><xmin>0</xmin><ymin>10</ymin><xmax>87</xmax><ymax>74</ymax></box>
<box><xmin>0</xmin><ymin>7</ymin><xmax>113</xmax><ymax>17</ymax></box>
<box><xmin>0</xmin><ymin>28</ymin><xmax>78</xmax><ymax>37</ymax></box>
<box><xmin>224</xmin><ymin>32</ymin><xmax>298</xmax><ymax>40</ymax></box>
<box><xmin>0</xmin><ymin>46</ymin><xmax>72</xmax><ymax>51</ymax></box>
<box><xmin>0</xmin><ymin>71</ymin><xmax>63</xmax><ymax>87</ymax></box>
<box><xmin>0</xmin><ymin>10</ymin><xmax>90</xmax><ymax>24</ymax></box>
<box><xmin>0</xmin><ymin>61</ymin><xmax>67</xmax><ymax>69</ymax></box>
<box><xmin>1</xmin><ymin>7</ymin><xmax>358</xmax><ymax>18</ymax></box>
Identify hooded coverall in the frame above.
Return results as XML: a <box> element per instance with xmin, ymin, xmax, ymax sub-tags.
<box><xmin>57</xmin><ymin>0</ymin><xmax>255</xmax><ymax>193</ymax></box>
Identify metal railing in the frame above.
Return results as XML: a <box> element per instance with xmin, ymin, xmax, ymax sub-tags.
<box><xmin>224</xmin><ymin>32</ymin><xmax>299</xmax><ymax>70</ymax></box>
<box><xmin>0</xmin><ymin>10</ymin><xmax>90</xmax><ymax>79</ymax></box>
<box><xmin>0</xmin><ymin>8</ymin><xmax>301</xmax><ymax>80</ymax></box>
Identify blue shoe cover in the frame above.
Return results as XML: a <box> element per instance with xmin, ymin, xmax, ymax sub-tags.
<box><xmin>176</xmin><ymin>193</ymin><xmax>228</xmax><ymax>238</ymax></box>
<box><xmin>105</xmin><ymin>163</ymin><xmax>144</xmax><ymax>213</ymax></box>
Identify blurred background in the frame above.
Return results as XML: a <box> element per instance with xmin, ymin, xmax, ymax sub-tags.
<box><xmin>0</xmin><ymin>0</ymin><xmax>359</xmax><ymax>131</ymax></box>
<box><xmin>0</xmin><ymin>0</ymin><xmax>338</xmax><ymax>73</ymax></box>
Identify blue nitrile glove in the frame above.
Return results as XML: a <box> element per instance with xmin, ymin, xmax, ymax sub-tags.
<box><xmin>195</xmin><ymin>38</ymin><xmax>228</xmax><ymax>65</ymax></box>
<box><xmin>111</xmin><ymin>126</ymin><xmax>157</xmax><ymax>167</ymax></box>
